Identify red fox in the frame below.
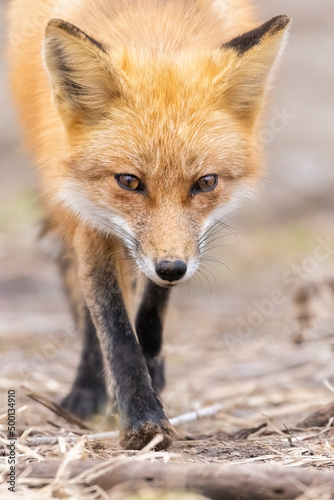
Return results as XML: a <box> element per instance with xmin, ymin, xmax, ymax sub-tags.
<box><xmin>7</xmin><ymin>0</ymin><xmax>290</xmax><ymax>449</ymax></box>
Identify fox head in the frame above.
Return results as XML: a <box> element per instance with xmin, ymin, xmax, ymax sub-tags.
<box><xmin>43</xmin><ymin>15</ymin><xmax>290</xmax><ymax>286</ymax></box>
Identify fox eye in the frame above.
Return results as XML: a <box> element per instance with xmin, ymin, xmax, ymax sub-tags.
<box><xmin>115</xmin><ymin>174</ymin><xmax>143</xmax><ymax>192</ymax></box>
<box><xmin>192</xmin><ymin>174</ymin><xmax>218</xmax><ymax>195</ymax></box>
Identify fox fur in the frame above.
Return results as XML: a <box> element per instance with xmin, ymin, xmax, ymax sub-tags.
<box><xmin>7</xmin><ymin>0</ymin><xmax>290</xmax><ymax>449</ymax></box>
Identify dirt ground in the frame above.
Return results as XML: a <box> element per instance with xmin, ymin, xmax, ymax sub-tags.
<box><xmin>1</xmin><ymin>0</ymin><xmax>334</xmax><ymax>499</ymax></box>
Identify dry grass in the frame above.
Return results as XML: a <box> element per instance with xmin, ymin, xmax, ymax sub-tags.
<box><xmin>1</xmin><ymin>214</ymin><xmax>334</xmax><ymax>498</ymax></box>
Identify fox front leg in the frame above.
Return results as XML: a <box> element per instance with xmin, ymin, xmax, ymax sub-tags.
<box><xmin>57</xmin><ymin>249</ymin><xmax>107</xmax><ymax>419</ymax></box>
<box><xmin>61</xmin><ymin>306</ymin><xmax>108</xmax><ymax>419</ymax></box>
<box><xmin>135</xmin><ymin>280</ymin><xmax>170</xmax><ymax>395</ymax></box>
<box><xmin>75</xmin><ymin>230</ymin><xmax>174</xmax><ymax>450</ymax></box>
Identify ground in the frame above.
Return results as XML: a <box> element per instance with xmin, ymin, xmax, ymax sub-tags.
<box><xmin>1</xmin><ymin>0</ymin><xmax>334</xmax><ymax>499</ymax></box>
<box><xmin>1</xmin><ymin>211</ymin><xmax>334</xmax><ymax>498</ymax></box>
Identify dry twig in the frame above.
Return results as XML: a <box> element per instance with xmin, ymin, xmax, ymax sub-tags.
<box><xmin>23</xmin><ymin>403</ymin><xmax>223</xmax><ymax>447</ymax></box>
<box><xmin>21</xmin><ymin>385</ymin><xmax>90</xmax><ymax>431</ymax></box>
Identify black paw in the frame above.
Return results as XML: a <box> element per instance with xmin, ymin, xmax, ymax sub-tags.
<box><xmin>146</xmin><ymin>355</ymin><xmax>165</xmax><ymax>395</ymax></box>
<box><xmin>120</xmin><ymin>418</ymin><xmax>174</xmax><ymax>450</ymax></box>
<box><xmin>61</xmin><ymin>383</ymin><xmax>107</xmax><ymax>420</ymax></box>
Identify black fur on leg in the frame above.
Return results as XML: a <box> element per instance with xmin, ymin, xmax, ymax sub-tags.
<box><xmin>135</xmin><ymin>280</ymin><xmax>170</xmax><ymax>394</ymax></box>
<box><xmin>61</xmin><ymin>307</ymin><xmax>108</xmax><ymax>419</ymax></box>
<box><xmin>77</xmin><ymin>234</ymin><xmax>174</xmax><ymax>450</ymax></box>
<box><xmin>57</xmin><ymin>248</ymin><xmax>107</xmax><ymax>419</ymax></box>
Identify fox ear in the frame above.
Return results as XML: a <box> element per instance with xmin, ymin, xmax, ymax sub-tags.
<box><xmin>217</xmin><ymin>15</ymin><xmax>291</xmax><ymax>126</ymax></box>
<box><xmin>43</xmin><ymin>19</ymin><xmax>126</xmax><ymax>127</ymax></box>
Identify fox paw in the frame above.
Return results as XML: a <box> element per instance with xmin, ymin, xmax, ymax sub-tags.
<box><xmin>120</xmin><ymin>419</ymin><xmax>174</xmax><ymax>450</ymax></box>
<box><xmin>61</xmin><ymin>385</ymin><xmax>107</xmax><ymax>420</ymax></box>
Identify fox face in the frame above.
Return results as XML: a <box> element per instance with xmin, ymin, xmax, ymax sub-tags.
<box><xmin>45</xmin><ymin>16</ymin><xmax>290</xmax><ymax>286</ymax></box>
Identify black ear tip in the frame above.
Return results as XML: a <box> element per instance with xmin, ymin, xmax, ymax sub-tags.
<box><xmin>270</xmin><ymin>15</ymin><xmax>292</xmax><ymax>32</ymax></box>
<box><xmin>44</xmin><ymin>18</ymin><xmax>106</xmax><ymax>53</ymax></box>
<box><xmin>45</xmin><ymin>18</ymin><xmax>69</xmax><ymax>35</ymax></box>
<box><xmin>223</xmin><ymin>14</ymin><xmax>291</xmax><ymax>55</ymax></box>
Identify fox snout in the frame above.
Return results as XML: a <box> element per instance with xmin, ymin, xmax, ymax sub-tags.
<box><xmin>136</xmin><ymin>251</ymin><xmax>199</xmax><ymax>287</ymax></box>
<box><xmin>135</xmin><ymin>233</ymin><xmax>200</xmax><ymax>286</ymax></box>
<box><xmin>148</xmin><ymin>256</ymin><xmax>198</xmax><ymax>286</ymax></box>
<box><xmin>155</xmin><ymin>260</ymin><xmax>187</xmax><ymax>282</ymax></box>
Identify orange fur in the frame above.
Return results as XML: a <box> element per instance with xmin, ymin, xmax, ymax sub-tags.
<box><xmin>7</xmin><ymin>0</ymin><xmax>290</xmax><ymax>284</ymax></box>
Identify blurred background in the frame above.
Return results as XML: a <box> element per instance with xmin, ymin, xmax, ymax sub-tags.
<box><xmin>0</xmin><ymin>0</ymin><xmax>334</xmax><ymax>441</ymax></box>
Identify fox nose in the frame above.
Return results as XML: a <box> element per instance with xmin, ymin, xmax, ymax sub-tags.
<box><xmin>155</xmin><ymin>260</ymin><xmax>187</xmax><ymax>282</ymax></box>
